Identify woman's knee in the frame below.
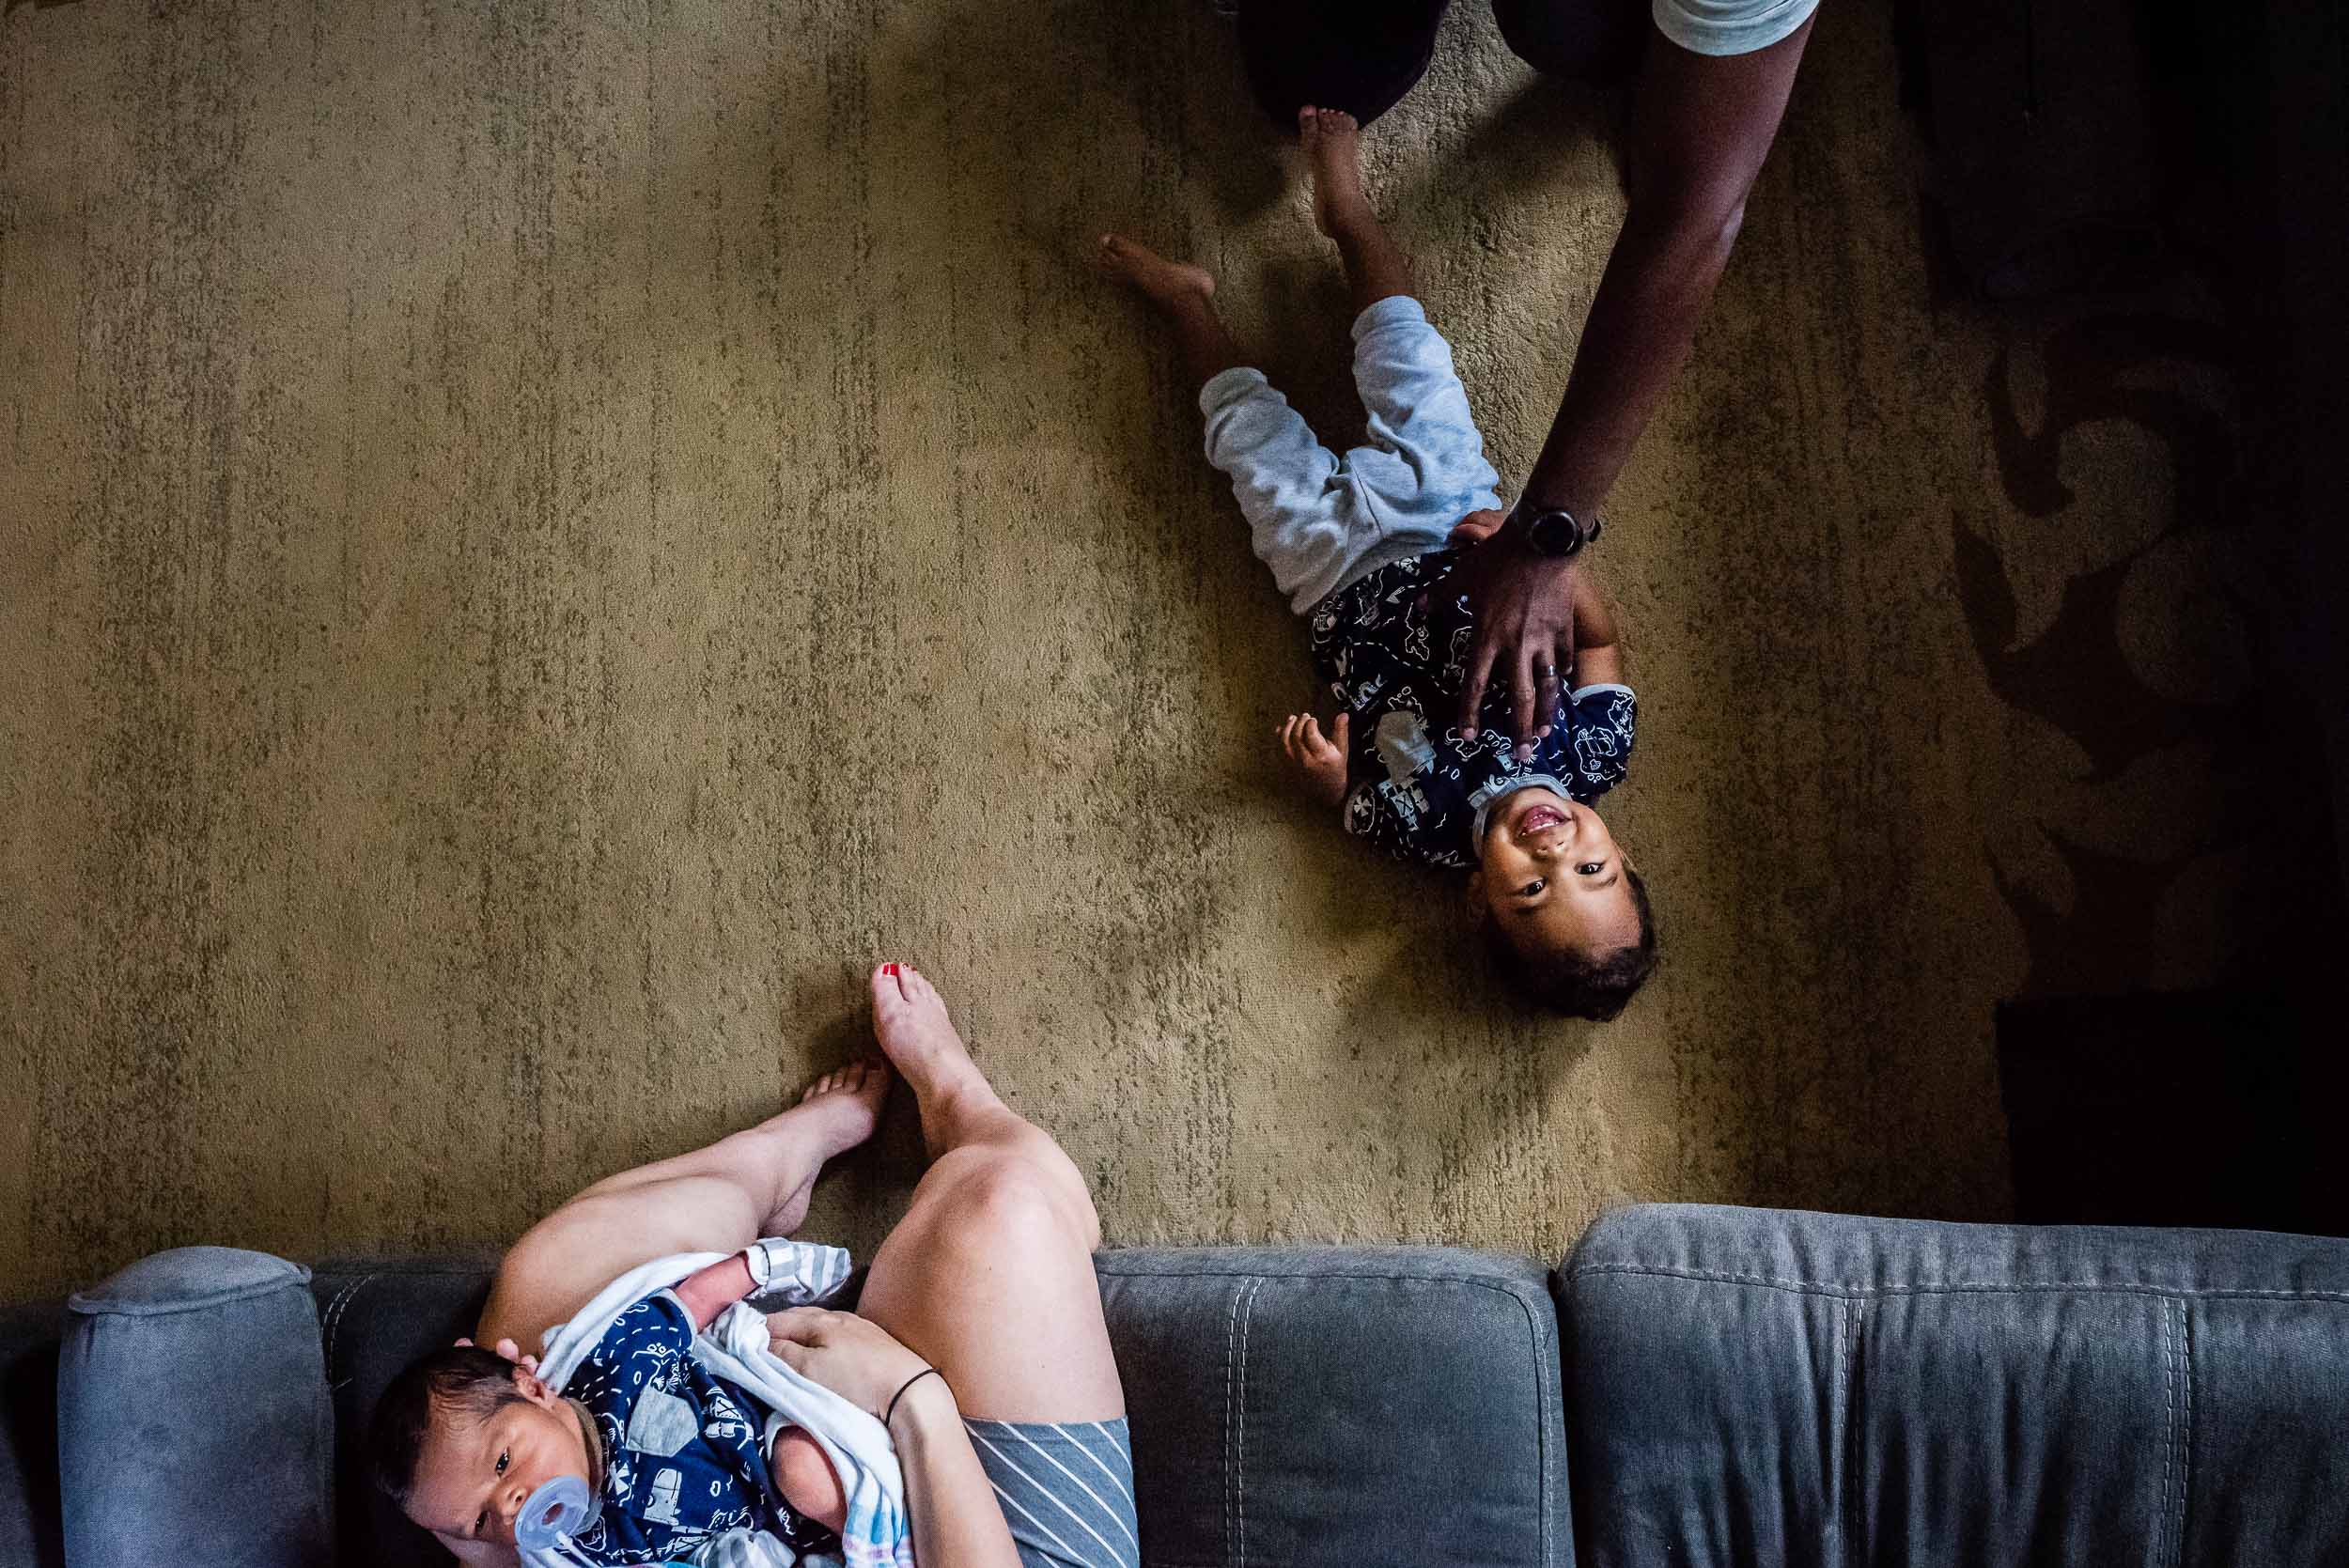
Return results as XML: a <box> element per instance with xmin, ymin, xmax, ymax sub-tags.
<box><xmin>925</xmin><ymin>1145</ymin><xmax>1101</xmax><ymax>1256</ymax></box>
<box><xmin>1492</xmin><ymin>0</ymin><xmax>1646</xmax><ymax>85</ymax></box>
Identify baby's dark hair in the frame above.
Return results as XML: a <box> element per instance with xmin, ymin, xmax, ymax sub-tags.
<box><xmin>1486</xmin><ymin>865</ymin><xmax>1657</xmax><ymax>1020</ymax></box>
<box><xmin>367</xmin><ymin>1344</ymin><xmax>528</xmax><ymax>1506</ymax></box>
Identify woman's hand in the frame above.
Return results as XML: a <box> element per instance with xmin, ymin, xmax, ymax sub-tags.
<box><xmin>1277</xmin><ymin>711</ymin><xmax>1350</xmax><ymax>809</ymax></box>
<box><xmin>454</xmin><ymin>1335</ymin><xmax>540</xmax><ymax>1376</ymax></box>
<box><xmin>768</xmin><ymin>1307</ymin><xmax>937</xmax><ymax>1422</ymax></box>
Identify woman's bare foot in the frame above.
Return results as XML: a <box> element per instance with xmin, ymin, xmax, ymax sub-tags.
<box><xmin>1097</xmin><ymin>233</ymin><xmax>1216</xmax><ymax>314</ymax></box>
<box><xmin>765</xmin><ymin>1057</ymin><xmax>892</xmax><ymax>1234</ymax></box>
<box><xmin>1298</xmin><ymin>104</ymin><xmax>1373</xmax><ymax>241</ymax></box>
<box><xmin>869</xmin><ymin>964</ymin><xmax>985</xmax><ymax>1095</ymax></box>
<box><xmin>870</xmin><ymin>962</ymin><xmax>1015</xmax><ymax>1158</ymax></box>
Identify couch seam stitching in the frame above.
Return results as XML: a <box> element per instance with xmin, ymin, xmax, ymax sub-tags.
<box><xmin>1564</xmin><ymin>1263</ymin><xmax>2349</xmax><ymax>1302</ymax></box>
<box><xmin>1831</xmin><ymin>1297</ymin><xmax>1847</xmax><ymax>1568</ymax></box>
<box><xmin>321</xmin><ymin>1272</ymin><xmax>376</xmax><ymax>1381</ymax></box>
<box><xmin>1237</xmin><ymin>1278</ymin><xmax>1261</xmax><ymax>1568</ymax></box>
<box><xmin>1844</xmin><ymin>1299</ymin><xmax>1864</xmax><ymax>1568</ymax></box>
<box><xmin>2176</xmin><ymin>1301</ymin><xmax>2195</xmax><ymax>1565</ymax></box>
<box><xmin>1223</xmin><ymin>1281</ymin><xmax>1239</xmax><ymax>1568</ymax></box>
<box><xmin>2164</xmin><ymin>1299</ymin><xmax>2181</xmax><ymax>1561</ymax></box>
<box><xmin>1532</xmin><ymin>1279</ymin><xmax>1553</xmax><ymax>1568</ymax></box>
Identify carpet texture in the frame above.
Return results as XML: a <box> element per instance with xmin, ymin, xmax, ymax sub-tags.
<box><xmin>1</xmin><ymin>0</ymin><xmax>2308</xmax><ymax>1298</ymax></box>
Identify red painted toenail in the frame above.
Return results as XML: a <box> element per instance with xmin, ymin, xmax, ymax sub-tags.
<box><xmin>881</xmin><ymin>962</ymin><xmax>899</xmax><ymax>976</ymax></box>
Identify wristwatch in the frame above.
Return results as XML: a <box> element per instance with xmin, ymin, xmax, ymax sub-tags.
<box><xmin>1507</xmin><ymin>500</ymin><xmax>1601</xmax><ymax>559</ymax></box>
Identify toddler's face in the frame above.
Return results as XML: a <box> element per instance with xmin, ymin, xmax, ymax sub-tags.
<box><xmin>1470</xmin><ymin>789</ymin><xmax>1640</xmax><ymax>960</ymax></box>
<box><xmin>402</xmin><ymin>1367</ymin><xmax>593</xmax><ymax>1551</ymax></box>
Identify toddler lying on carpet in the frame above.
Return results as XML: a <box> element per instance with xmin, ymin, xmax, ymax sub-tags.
<box><xmin>1099</xmin><ymin>106</ymin><xmax>1657</xmax><ymax>1019</ymax></box>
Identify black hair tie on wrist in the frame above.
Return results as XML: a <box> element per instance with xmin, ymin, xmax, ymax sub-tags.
<box><xmin>885</xmin><ymin>1366</ymin><xmax>945</xmax><ymax>1427</ymax></box>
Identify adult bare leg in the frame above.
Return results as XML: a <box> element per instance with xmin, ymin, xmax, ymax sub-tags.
<box><xmin>474</xmin><ymin>1060</ymin><xmax>890</xmax><ymax>1353</ymax></box>
<box><xmin>854</xmin><ymin>964</ymin><xmax>1125</xmax><ymax>1423</ymax></box>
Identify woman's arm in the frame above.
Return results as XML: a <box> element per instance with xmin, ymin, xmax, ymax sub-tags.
<box><xmin>886</xmin><ymin>1376</ymin><xmax>1026</xmax><ymax>1568</ymax></box>
<box><xmin>769</xmin><ymin>1306</ymin><xmax>1024</xmax><ymax>1568</ymax></box>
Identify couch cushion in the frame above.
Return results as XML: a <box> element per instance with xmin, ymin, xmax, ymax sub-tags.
<box><xmin>1100</xmin><ymin>1247</ymin><xmax>1570</xmax><ymax>1568</ymax></box>
<box><xmin>59</xmin><ymin>1247</ymin><xmax>331</xmax><ymax>1568</ymax></box>
<box><xmin>310</xmin><ymin>1255</ymin><xmax>498</xmax><ymax>1568</ymax></box>
<box><xmin>0</xmin><ymin>1301</ymin><xmax>66</xmax><ymax>1568</ymax></box>
<box><xmin>1557</xmin><ymin>1203</ymin><xmax>2349</xmax><ymax>1568</ymax></box>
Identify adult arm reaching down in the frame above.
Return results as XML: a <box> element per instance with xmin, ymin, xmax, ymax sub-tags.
<box><xmin>1455</xmin><ymin>11</ymin><xmax>1814</xmax><ymax>749</ymax></box>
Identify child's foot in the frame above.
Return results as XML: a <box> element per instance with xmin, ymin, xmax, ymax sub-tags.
<box><xmin>764</xmin><ymin>1058</ymin><xmax>892</xmax><ymax>1234</ymax></box>
<box><xmin>1298</xmin><ymin>105</ymin><xmax>1373</xmax><ymax>241</ymax></box>
<box><xmin>1097</xmin><ymin>233</ymin><xmax>1216</xmax><ymax>315</ymax></box>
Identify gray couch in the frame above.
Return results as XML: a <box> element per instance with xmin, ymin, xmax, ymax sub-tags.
<box><xmin>7</xmin><ymin>1203</ymin><xmax>2347</xmax><ymax>1567</ymax></box>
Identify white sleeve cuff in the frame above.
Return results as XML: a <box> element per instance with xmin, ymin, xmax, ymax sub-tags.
<box><xmin>1652</xmin><ymin>0</ymin><xmax>1817</xmax><ymax>56</ymax></box>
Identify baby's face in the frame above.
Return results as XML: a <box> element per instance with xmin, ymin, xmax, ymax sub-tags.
<box><xmin>1471</xmin><ymin>788</ymin><xmax>1640</xmax><ymax>960</ymax></box>
<box><xmin>403</xmin><ymin>1368</ymin><xmax>592</xmax><ymax>1551</ymax></box>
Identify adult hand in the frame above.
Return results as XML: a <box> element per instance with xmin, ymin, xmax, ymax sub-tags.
<box><xmin>1277</xmin><ymin>711</ymin><xmax>1349</xmax><ymax>808</ymax></box>
<box><xmin>454</xmin><ymin>1335</ymin><xmax>540</xmax><ymax>1376</ymax></box>
<box><xmin>768</xmin><ymin>1306</ymin><xmax>937</xmax><ymax>1422</ymax></box>
<box><xmin>1449</xmin><ymin>531</ymin><xmax>1580</xmax><ymax>758</ymax></box>
<box><xmin>1446</xmin><ymin>507</ymin><xmax>1508</xmax><ymax>548</ymax></box>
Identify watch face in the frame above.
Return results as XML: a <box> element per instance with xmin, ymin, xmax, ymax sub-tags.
<box><xmin>1526</xmin><ymin>510</ymin><xmax>1583</xmax><ymax>557</ymax></box>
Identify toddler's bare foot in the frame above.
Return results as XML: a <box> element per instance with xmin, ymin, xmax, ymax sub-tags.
<box><xmin>1298</xmin><ymin>105</ymin><xmax>1373</xmax><ymax>241</ymax></box>
<box><xmin>766</xmin><ymin>1057</ymin><xmax>891</xmax><ymax>1234</ymax></box>
<box><xmin>1097</xmin><ymin>233</ymin><xmax>1216</xmax><ymax>315</ymax></box>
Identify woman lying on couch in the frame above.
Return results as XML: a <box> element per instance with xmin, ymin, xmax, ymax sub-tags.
<box><xmin>366</xmin><ymin>962</ymin><xmax>1135</xmax><ymax>1568</ymax></box>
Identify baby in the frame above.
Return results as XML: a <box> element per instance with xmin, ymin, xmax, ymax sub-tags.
<box><xmin>1100</xmin><ymin>107</ymin><xmax>1656</xmax><ymax>1019</ymax></box>
<box><xmin>368</xmin><ymin>1243</ymin><xmax>847</xmax><ymax>1563</ymax></box>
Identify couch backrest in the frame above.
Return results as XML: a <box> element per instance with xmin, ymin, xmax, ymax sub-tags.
<box><xmin>58</xmin><ymin>1248</ymin><xmax>334</xmax><ymax>1568</ymax></box>
<box><xmin>313</xmin><ymin>1244</ymin><xmax>1575</xmax><ymax>1568</ymax></box>
<box><xmin>1098</xmin><ymin>1247</ymin><xmax>1571</xmax><ymax>1568</ymax></box>
<box><xmin>1557</xmin><ymin>1204</ymin><xmax>2349</xmax><ymax>1568</ymax></box>
<box><xmin>311</xmin><ymin>1256</ymin><xmax>502</xmax><ymax>1568</ymax></box>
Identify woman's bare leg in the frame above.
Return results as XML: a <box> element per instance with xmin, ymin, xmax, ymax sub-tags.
<box><xmin>475</xmin><ymin>1061</ymin><xmax>891</xmax><ymax>1352</ymax></box>
<box><xmin>854</xmin><ymin>964</ymin><xmax>1126</xmax><ymax>1423</ymax></box>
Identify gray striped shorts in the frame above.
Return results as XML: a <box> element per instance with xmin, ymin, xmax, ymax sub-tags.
<box><xmin>963</xmin><ymin>1416</ymin><xmax>1142</xmax><ymax>1568</ymax></box>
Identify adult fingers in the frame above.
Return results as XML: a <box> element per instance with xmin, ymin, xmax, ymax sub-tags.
<box><xmin>1458</xmin><ymin>637</ymin><xmax>1499</xmax><ymax>737</ymax></box>
<box><xmin>766</xmin><ymin>1306</ymin><xmax>833</xmax><ymax>1345</ymax></box>
<box><xmin>1301</xmin><ymin>715</ymin><xmax>1327</xmax><ymax>753</ymax></box>
<box><xmin>767</xmin><ymin>1333</ymin><xmax>811</xmax><ymax>1375</ymax></box>
<box><xmin>1533</xmin><ymin>656</ymin><xmax>1563</xmax><ymax>740</ymax></box>
<box><xmin>1330</xmin><ymin>710</ymin><xmax>1351</xmax><ymax>752</ymax></box>
<box><xmin>1511</xmin><ymin>639</ymin><xmax>1540</xmax><ymax>758</ymax></box>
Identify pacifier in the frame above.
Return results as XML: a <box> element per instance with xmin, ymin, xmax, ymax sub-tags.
<box><xmin>514</xmin><ymin>1473</ymin><xmax>595</xmax><ymax>1563</ymax></box>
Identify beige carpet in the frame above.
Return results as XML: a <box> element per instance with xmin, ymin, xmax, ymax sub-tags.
<box><xmin>2</xmin><ymin>0</ymin><xmax>2281</xmax><ymax>1299</ymax></box>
